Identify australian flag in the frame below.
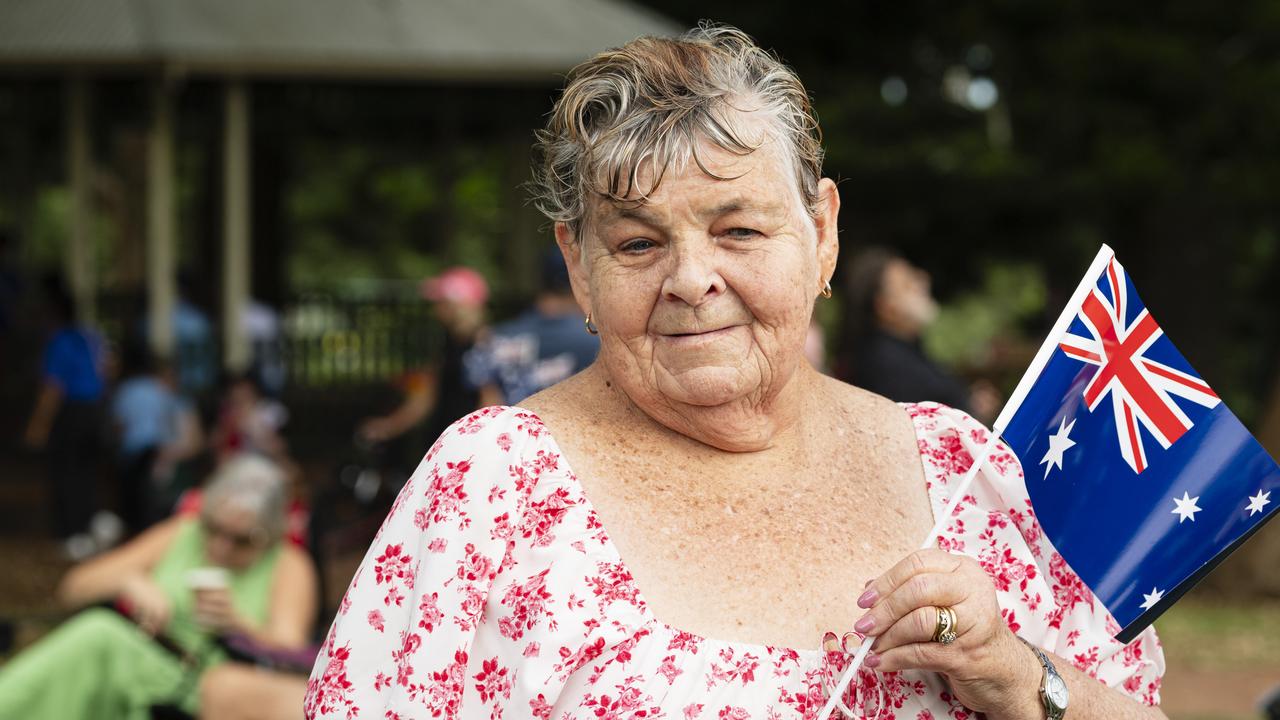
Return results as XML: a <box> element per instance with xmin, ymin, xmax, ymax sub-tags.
<box><xmin>994</xmin><ymin>245</ymin><xmax>1280</xmax><ymax>642</ymax></box>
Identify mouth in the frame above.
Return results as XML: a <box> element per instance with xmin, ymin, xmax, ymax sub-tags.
<box><xmin>658</xmin><ymin>325</ymin><xmax>739</xmax><ymax>341</ymax></box>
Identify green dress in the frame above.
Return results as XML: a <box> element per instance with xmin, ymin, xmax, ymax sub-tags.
<box><xmin>0</xmin><ymin>519</ymin><xmax>281</xmax><ymax>719</ymax></box>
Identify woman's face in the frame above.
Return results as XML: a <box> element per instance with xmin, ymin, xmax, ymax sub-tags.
<box><xmin>202</xmin><ymin>502</ymin><xmax>270</xmax><ymax>570</ymax></box>
<box><xmin>877</xmin><ymin>258</ymin><xmax>938</xmax><ymax>336</ymax></box>
<box><xmin>558</xmin><ymin>119</ymin><xmax>839</xmax><ymax>425</ymax></box>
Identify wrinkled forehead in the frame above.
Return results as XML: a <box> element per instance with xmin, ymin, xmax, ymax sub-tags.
<box><xmin>584</xmin><ymin>110</ymin><xmax>804</xmax><ymax>229</ymax></box>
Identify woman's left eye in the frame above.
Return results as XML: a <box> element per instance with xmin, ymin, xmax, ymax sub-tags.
<box><xmin>722</xmin><ymin>227</ymin><xmax>761</xmax><ymax>239</ymax></box>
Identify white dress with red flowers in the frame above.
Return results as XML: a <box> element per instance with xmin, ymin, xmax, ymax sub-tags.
<box><xmin>305</xmin><ymin>403</ymin><xmax>1163</xmax><ymax>720</ymax></box>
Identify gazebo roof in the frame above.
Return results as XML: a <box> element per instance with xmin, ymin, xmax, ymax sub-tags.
<box><xmin>0</xmin><ymin>0</ymin><xmax>682</xmax><ymax>80</ymax></box>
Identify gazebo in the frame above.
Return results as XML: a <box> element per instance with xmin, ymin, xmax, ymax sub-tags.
<box><xmin>0</xmin><ymin>0</ymin><xmax>678</xmax><ymax>371</ymax></box>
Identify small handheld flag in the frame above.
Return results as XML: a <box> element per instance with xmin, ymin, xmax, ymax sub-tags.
<box><xmin>819</xmin><ymin>245</ymin><xmax>1279</xmax><ymax>719</ymax></box>
<box><xmin>995</xmin><ymin>244</ymin><xmax>1280</xmax><ymax>642</ymax></box>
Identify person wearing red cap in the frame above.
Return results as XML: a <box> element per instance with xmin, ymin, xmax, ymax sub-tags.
<box><xmin>357</xmin><ymin>267</ymin><xmax>488</xmax><ymax>462</ymax></box>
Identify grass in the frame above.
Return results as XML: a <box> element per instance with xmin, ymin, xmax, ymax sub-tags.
<box><xmin>1156</xmin><ymin>596</ymin><xmax>1280</xmax><ymax>671</ymax></box>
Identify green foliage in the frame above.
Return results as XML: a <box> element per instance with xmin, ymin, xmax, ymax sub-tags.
<box><xmin>924</xmin><ymin>261</ymin><xmax>1046</xmax><ymax>369</ymax></box>
<box><xmin>286</xmin><ymin>140</ymin><xmax>509</xmax><ymax>296</ymax></box>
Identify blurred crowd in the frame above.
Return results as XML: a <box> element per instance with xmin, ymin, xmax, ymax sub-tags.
<box><xmin>0</xmin><ymin>248</ymin><xmax>603</xmax><ymax>720</ymax></box>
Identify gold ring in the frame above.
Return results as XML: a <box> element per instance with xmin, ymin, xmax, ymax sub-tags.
<box><xmin>932</xmin><ymin>605</ymin><xmax>958</xmax><ymax>645</ymax></box>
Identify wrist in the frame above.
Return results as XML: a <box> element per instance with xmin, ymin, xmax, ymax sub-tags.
<box><xmin>989</xmin><ymin>633</ymin><xmax>1051</xmax><ymax>720</ymax></box>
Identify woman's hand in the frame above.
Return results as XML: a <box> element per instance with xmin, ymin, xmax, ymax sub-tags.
<box><xmin>120</xmin><ymin>574</ymin><xmax>172</xmax><ymax>636</ymax></box>
<box><xmin>193</xmin><ymin>586</ymin><xmax>247</xmax><ymax>636</ymax></box>
<box><xmin>854</xmin><ymin>548</ymin><xmax>1043</xmax><ymax>719</ymax></box>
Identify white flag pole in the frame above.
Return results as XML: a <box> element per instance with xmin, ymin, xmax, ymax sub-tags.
<box><xmin>816</xmin><ymin>429</ymin><xmax>1003</xmax><ymax>720</ymax></box>
<box><xmin>818</xmin><ymin>245</ymin><xmax>1117</xmax><ymax>719</ymax></box>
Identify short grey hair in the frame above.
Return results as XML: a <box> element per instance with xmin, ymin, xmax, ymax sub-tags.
<box><xmin>201</xmin><ymin>454</ymin><xmax>288</xmax><ymax>545</ymax></box>
<box><xmin>532</xmin><ymin>23</ymin><xmax>824</xmax><ymax>238</ymax></box>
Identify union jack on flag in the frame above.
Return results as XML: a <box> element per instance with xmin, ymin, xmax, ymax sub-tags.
<box><xmin>995</xmin><ymin>245</ymin><xmax>1280</xmax><ymax>642</ymax></box>
<box><xmin>1055</xmin><ymin>256</ymin><xmax>1220</xmax><ymax>474</ymax></box>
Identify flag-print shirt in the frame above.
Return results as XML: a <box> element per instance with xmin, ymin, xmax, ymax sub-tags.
<box><xmin>306</xmin><ymin>403</ymin><xmax>1163</xmax><ymax>719</ymax></box>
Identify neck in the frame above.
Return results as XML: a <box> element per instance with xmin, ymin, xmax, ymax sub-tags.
<box><xmin>591</xmin><ymin>363</ymin><xmax>816</xmax><ymax>454</ymax></box>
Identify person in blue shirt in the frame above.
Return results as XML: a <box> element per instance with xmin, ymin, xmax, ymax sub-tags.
<box><xmin>111</xmin><ymin>342</ymin><xmax>204</xmax><ymax>534</ymax></box>
<box><xmin>464</xmin><ymin>249</ymin><xmax>599</xmax><ymax>405</ymax></box>
<box><xmin>23</xmin><ymin>276</ymin><xmax>109</xmax><ymax>557</ymax></box>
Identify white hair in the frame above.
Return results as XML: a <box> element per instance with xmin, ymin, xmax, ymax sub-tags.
<box><xmin>201</xmin><ymin>454</ymin><xmax>288</xmax><ymax>545</ymax></box>
<box><xmin>532</xmin><ymin>23</ymin><xmax>824</xmax><ymax>238</ymax></box>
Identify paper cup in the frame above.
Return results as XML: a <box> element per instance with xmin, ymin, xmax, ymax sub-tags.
<box><xmin>185</xmin><ymin>567</ymin><xmax>230</xmax><ymax>591</ymax></box>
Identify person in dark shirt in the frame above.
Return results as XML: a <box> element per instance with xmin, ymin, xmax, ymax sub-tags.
<box><xmin>464</xmin><ymin>249</ymin><xmax>599</xmax><ymax>405</ymax></box>
<box><xmin>837</xmin><ymin>247</ymin><xmax>992</xmax><ymax>416</ymax></box>
<box><xmin>358</xmin><ymin>267</ymin><xmax>487</xmax><ymax>462</ymax></box>
<box><xmin>23</xmin><ymin>276</ymin><xmax>109</xmax><ymax>557</ymax></box>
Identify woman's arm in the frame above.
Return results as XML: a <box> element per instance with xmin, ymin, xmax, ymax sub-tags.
<box><xmin>856</xmin><ymin>548</ymin><xmax>1166</xmax><ymax>720</ymax></box>
<box><xmin>56</xmin><ymin>516</ymin><xmax>183</xmax><ymax>607</ymax></box>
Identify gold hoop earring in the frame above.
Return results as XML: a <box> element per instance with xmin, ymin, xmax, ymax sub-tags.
<box><xmin>584</xmin><ymin>314</ymin><xmax>599</xmax><ymax>335</ymax></box>
<box><xmin>820</xmin><ymin>280</ymin><xmax>833</xmax><ymax>299</ymax></box>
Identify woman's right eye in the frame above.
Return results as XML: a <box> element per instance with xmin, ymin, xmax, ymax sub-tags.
<box><xmin>619</xmin><ymin>239</ymin><xmax>656</xmax><ymax>254</ymax></box>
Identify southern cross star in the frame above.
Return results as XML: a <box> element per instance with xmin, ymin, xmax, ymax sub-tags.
<box><xmin>1140</xmin><ymin>587</ymin><xmax>1165</xmax><ymax>611</ymax></box>
<box><xmin>1171</xmin><ymin>491</ymin><xmax>1202</xmax><ymax>523</ymax></box>
<box><xmin>1246</xmin><ymin>489</ymin><xmax>1272</xmax><ymax>516</ymax></box>
<box><xmin>1039</xmin><ymin>416</ymin><xmax>1077</xmax><ymax>479</ymax></box>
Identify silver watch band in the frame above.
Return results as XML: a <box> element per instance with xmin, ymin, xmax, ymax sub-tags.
<box><xmin>1019</xmin><ymin>637</ymin><xmax>1068</xmax><ymax>720</ymax></box>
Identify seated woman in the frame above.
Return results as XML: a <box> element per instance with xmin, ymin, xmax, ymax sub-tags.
<box><xmin>306</xmin><ymin>25</ymin><xmax>1165</xmax><ymax>720</ymax></box>
<box><xmin>0</xmin><ymin>454</ymin><xmax>318</xmax><ymax>720</ymax></box>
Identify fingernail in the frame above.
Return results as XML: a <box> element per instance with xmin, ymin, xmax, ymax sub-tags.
<box><xmin>856</xmin><ymin>589</ymin><xmax>878</xmax><ymax>608</ymax></box>
<box><xmin>864</xmin><ymin>651</ymin><xmax>881</xmax><ymax>668</ymax></box>
<box><xmin>854</xmin><ymin>615</ymin><xmax>875</xmax><ymax>634</ymax></box>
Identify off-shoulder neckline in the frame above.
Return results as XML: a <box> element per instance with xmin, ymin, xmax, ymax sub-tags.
<box><xmin>491</xmin><ymin>402</ymin><xmax>947</xmax><ymax>660</ymax></box>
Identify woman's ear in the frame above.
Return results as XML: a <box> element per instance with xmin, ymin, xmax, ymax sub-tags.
<box><xmin>814</xmin><ymin>178</ymin><xmax>841</xmax><ymax>290</ymax></box>
<box><xmin>555</xmin><ymin>222</ymin><xmax>592</xmax><ymax>315</ymax></box>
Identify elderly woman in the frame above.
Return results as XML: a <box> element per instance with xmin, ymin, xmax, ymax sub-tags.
<box><xmin>306</xmin><ymin>26</ymin><xmax>1164</xmax><ymax>720</ymax></box>
<box><xmin>0</xmin><ymin>455</ymin><xmax>317</xmax><ymax>719</ymax></box>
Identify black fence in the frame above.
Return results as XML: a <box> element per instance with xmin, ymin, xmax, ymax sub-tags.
<box><xmin>3</xmin><ymin>292</ymin><xmax>446</xmax><ymax>461</ymax></box>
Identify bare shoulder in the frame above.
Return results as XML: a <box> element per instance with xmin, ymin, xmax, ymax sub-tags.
<box><xmin>277</xmin><ymin>543</ymin><xmax>317</xmax><ymax>576</ymax></box>
<box><xmin>518</xmin><ymin>365</ymin><xmax>613</xmax><ymax>437</ymax></box>
<box><xmin>812</xmin><ymin>373</ymin><xmax>916</xmax><ymax>439</ymax></box>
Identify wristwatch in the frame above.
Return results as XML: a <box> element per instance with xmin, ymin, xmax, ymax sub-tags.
<box><xmin>1021</xmin><ymin>637</ymin><xmax>1069</xmax><ymax>719</ymax></box>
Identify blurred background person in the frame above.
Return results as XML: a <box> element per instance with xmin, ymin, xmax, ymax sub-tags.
<box><xmin>111</xmin><ymin>341</ymin><xmax>204</xmax><ymax>535</ymax></box>
<box><xmin>837</xmin><ymin>246</ymin><xmax>1000</xmax><ymax>421</ymax></box>
<box><xmin>140</xmin><ymin>271</ymin><xmax>217</xmax><ymax>400</ymax></box>
<box><xmin>22</xmin><ymin>274</ymin><xmax>113</xmax><ymax>560</ymax></box>
<box><xmin>358</xmin><ymin>266</ymin><xmax>488</xmax><ymax>460</ymax></box>
<box><xmin>464</xmin><ymin>249</ymin><xmax>599</xmax><ymax>405</ymax></box>
<box><xmin>211</xmin><ymin>374</ymin><xmax>290</xmax><ymax>466</ymax></box>
<box><xmin>0</xmin><ymin>454</ymin><xmax>318</xmax><ymax>720</ymax></box>
<box><xmin>241</xmin><ymin>296</ymin><xmax>285</xmax><ymax>399</ymax></box>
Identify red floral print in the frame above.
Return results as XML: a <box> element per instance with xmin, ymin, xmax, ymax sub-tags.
<box><xmin>306</xmin><ymin>405</ymin><xmax>1164</xmax><ymax>720</ymax></box>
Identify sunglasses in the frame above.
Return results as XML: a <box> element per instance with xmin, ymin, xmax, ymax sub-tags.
<box><xmin>201</xmin><ymin>518</ymin><xmax>266</xmax><ymax>550</ymax></box>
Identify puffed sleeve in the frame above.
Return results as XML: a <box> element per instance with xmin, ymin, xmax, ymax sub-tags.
<box><xmin>909</xmin><ymin>402</ymin><xmax>1165</xmax><ymax>707</ymax></box>
<box><xmin>305</xmin><ymin>406</ymin><xmax>538</xmax><ymax>718</ymax></box>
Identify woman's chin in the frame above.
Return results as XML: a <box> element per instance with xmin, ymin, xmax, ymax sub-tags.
<box><xmin>655</xmin><ymin>368</ymin><xmax>757</xmax><ymax>408</ymax></box>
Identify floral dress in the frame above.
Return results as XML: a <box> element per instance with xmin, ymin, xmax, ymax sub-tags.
<box><xmin>305</xmin><ymin>403</ymin><xmax>1163</xmax><ymax>719</ymax></box>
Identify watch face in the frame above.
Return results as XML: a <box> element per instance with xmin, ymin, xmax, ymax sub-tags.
<box><xmin>1046</xmin><ymin>674</ymin><xmax>1070</xmax><ymax>708</ymax></box>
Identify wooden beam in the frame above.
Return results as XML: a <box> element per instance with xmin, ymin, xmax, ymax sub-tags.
<box><xmin>146</xmin><ymin>79</ymin><xmax>176</xmax><ymax>356</ymax></box>
<box><xmin>222</xmin><ymin>79</ymin><xmax>251</xmax><ymax>372</ymax></box>
<box><xmin>65</xmin><ymin>74</ymin><xmax>93</xmax><ymax>323</ymax></box>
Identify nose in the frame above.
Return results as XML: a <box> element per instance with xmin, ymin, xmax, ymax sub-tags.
<box><xmin>660</xmin><ymin>238</ymin><xmax>725</xmax><ymax>307</ymax></box>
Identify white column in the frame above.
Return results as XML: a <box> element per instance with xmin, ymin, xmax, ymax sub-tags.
<box><xmin>66</xmin><ymin>75</ymin><xmax>94</xmax><ymax>323</ymax></box>
<box><xmin>222</xmin><ymin>79</ymin><xmax>252</xmax><ymax>372</ymax></box>
<box><xmin>147</xmin><ymin>79</ymin><xmax>176</xmax><ymax>356</ymax></box>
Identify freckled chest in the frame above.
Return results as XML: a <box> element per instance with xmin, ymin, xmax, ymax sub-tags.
<box><xmin>554</xmin><ymin>405</ymin><xmax>935</xmax><ymax>651</ymax></box>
